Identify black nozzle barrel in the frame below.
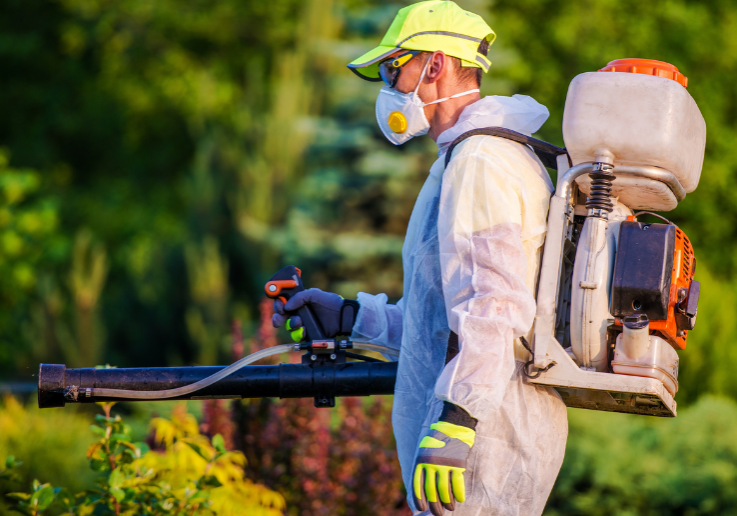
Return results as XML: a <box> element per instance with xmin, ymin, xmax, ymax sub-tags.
<box><xmin>38</xmin><ymin>361</ymin><xmax>397</xmax><ymax>408</ymax></box>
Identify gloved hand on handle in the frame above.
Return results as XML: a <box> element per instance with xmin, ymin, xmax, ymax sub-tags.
<box><xmin>413</xmin><ymin>402</ymin><xmax>477</xmax><ymax>516</ymax></box>
<box><xmin>272</xmin><ymin>288</ymin><xmax>359</xmax><ymax>341</ymax></box>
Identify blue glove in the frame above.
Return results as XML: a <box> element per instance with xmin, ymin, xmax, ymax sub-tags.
<box><xmin>272</xmin><ymin>288</ymin><xmax>359</xmax><ymax>341</ymax></box>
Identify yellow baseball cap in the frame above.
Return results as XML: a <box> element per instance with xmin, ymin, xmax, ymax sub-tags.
<box><xmin>347</xmin><ymin>0</ymin><xmax>496</xmax><ymax>82</ymax></box>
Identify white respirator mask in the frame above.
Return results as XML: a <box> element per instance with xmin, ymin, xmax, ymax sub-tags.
<box><xmin>375</xmin><ymin>58</ymin><xmax>480</xmax><ymax>145</ymax></box>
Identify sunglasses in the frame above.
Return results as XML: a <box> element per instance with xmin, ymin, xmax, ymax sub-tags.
<box><xmin>378</xmin><ymin>50</ymin><xmax>422</xmax><ymax>88</ymax></box>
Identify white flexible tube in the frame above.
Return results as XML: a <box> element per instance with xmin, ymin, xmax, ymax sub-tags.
<box><xmin>90</xmin><ymin>344</ymin><xmax>295</xmax><ymax>399</ymax></box>
<box><xmin>353</xmin><ymin>342</ymin><xmax>400</xmax><ymax>357</ymax></box>
<box><xmin>89</xmin><ymin>342</ymin><xmax>399</xmax><ymax>400</ymax></box>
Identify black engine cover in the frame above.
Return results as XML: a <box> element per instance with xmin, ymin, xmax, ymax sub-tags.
<box><xmin>611</xmin><ymin>221</ymin><xmax>675</xmax><ymax>321</ymax></box>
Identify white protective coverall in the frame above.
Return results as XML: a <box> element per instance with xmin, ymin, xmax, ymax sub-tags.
<box><xmin>351</xmin><ymin>94</ymin><xmax>569</xmax><ymax>516</ymax></box>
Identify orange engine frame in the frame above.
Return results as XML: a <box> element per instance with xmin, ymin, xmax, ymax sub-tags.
<box><xmin>615</xmin><ymin>220</ymin><xmax>696</xmax><ymax>350</ymax></box>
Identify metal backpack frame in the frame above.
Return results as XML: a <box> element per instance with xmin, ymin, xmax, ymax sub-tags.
<box><xmin>444</xmin><ymin>127</ymin><xmax>684</xmax><ymax>417</ymax></box>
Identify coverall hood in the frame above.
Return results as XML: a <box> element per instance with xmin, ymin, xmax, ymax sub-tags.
<box><xmin>436</xmin><ymin>94</ymin><xmax>550</xmax><ymax>155</ymax></box>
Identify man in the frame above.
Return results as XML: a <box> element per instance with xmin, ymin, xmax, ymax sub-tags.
<box><xmin>273</xmin><ymin>2</ymin><xmax>568</xmax><ymax>514</ymax></box>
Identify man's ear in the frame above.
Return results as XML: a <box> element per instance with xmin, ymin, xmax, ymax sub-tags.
<box><xmin>425</xmin><ymin>51</ymin><xmax>447</xmax><ymax>83</ymax></box>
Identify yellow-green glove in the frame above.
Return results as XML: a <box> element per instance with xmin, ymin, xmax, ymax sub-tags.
<box><xmin>413</xmin><ymin>404</ymin><xmax>477</xmax><ymax>515</ymax></box>
<box><xmin>285</xmin><ymin>318</ymin><xmax>304</xmax><ymax>342</ymax></box>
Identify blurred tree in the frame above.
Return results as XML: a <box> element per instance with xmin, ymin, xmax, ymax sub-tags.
<box><xmin>69</xmin><ymin>229</ymin><xmax>109</xmax><ymax>366</ymax></box>
<box><xmin>185</xmin><ymin>237</ymin><xmax>229</xmax><ymax>365</ymax></box>
<box><xmin>0</xmin><ymin>151</ymin><xmax>62</xmax><ymax>369</ymax></box>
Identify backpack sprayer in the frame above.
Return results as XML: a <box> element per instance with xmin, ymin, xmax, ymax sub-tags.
<box><xmin>530</xmin><ymin>59</ymin><xmax>704</xmax><ymax>417</ymax></box>
<box><xmin>38</xmin><ymin>59</ymin><xmax>704</xmax><ymax>418</ymax></box>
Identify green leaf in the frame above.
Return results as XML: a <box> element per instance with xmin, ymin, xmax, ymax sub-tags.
<box><xmin>54</xmin><ymin>488</ymin><xmax>75</xmax><ymax>509</ymax></box>
<box><xmin>6</xmin><ymin>492</ymin><xmax>31</xmax><ymax>502</ymax></box>
<box><xmin>183</xmin><ymin>441</ymin><xmax>208</xmax><ymax>460</ymax></box>
<box><xmin>211</xmin><ymin>434</ymin><xmax>226</xmax><ymax>453</ymax></box>
<box><xmin>89</xmin><ymin>459</ymin><xmax>107</xmax><ymax>471</ymax></box>
<box><xmin>32</xmin><ymin>479</ymin><xmax>40</xmax><ymax>491</ymax></box>
<box><xmin>189</xmin><ymin>490</ymin><xmax>209</xmax><ymax>501</ymax></box>
<box><xmin>133</xmin><ymin>442</ymin><xmax>150</xmax><ymax>457</ymax></box>
<box><xmin>108</xmin><ymin>468</ymin><xmax>124</xmax><ymax>488</ymax></box>
<box><xmin>197</xmin><ymin>475</ymin><xmax>222</xmax><ymax>489</ymax></box>
<box><xmin>5</xmin><ymin>455</ymin><xmax>17</xmax><ymax>468</ymax></box>
<box><xmin>110</xmin><ymin>433</ymin><xmax>129</xmax><ymax>442</ymax></box>
<box><xmin>110</xmin><ymin>487</ymin><xmax>126</xmax><ymax>503</ymax></box>
<box><xmin>30</xmin><ymin>485</ymin><xmax>55</xmax><ymax>511</ymax></box>
<box><xmin>89</xmin><ymin>425</ymin><xmax>106</xmax><ymax>436</ymax></box>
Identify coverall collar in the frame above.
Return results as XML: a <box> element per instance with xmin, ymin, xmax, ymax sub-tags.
<box><xmin>435</xmin><ymin>94</ymin><xmax>549</xmax><ymax>156</ymax></box>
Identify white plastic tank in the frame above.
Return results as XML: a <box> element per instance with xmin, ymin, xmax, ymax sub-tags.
<box><xmin>562</xmin><ymin>59</ymin><xmax>706</xmax><ymax>211</ymax></box>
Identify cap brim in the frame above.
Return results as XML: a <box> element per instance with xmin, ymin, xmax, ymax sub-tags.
<box><xmin>347</xmin><ymin>45</ymin><xmax>402</xmax><ymax>81</ymax></box>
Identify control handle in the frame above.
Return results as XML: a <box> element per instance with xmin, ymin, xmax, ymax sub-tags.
<box><xmin>264</xmin><ymin>266</ymin><xmax>327</xmax><ymax>341</ymax></box>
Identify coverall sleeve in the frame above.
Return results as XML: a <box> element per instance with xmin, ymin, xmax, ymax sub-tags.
<box><xmin>351</xmin><ymin>293</ymin><xmax>404</xmax><ymax>360</ymax></box>
<box><xmin>434</xmin><ymin>139</ymin><xmax>539</xmax><ymax>421</ymax></box>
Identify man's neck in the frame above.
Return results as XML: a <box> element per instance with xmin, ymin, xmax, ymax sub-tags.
<box><xmin>427</xmin><ymin>90</ymin><xmax>481</xmax><ymax>142</ymax></box>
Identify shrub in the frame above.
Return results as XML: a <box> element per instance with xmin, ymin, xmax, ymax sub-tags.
<box><xmin>0</xmin><ymin>396</ymin><xmax>95</xmax><ymax>503</ymax></box>
<box><xmin>3</xmin><ymin>402</ymin><xmax>285</xmax><ymax>515</ymax></box>
<box><xmin>236</xmin><ymin>396</ymin><xmax>410</xmax><ymax>516</ymax></box>
<box><xmin>546</xmin><ymin>396</ymin><xmax>737</xmax><ymax>515</ymax></box>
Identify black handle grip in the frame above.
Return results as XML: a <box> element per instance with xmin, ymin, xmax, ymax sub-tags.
<box><xmin>265</xmin><ymin>266</ymin><xmax>326</xmax><ymax>341</ymax></box>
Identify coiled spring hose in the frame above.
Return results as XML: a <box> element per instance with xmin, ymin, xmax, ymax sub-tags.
<box><xmin>89</xmin><ymin>343</ymin><xmax>399</xmax><ymax>400</ymax></box>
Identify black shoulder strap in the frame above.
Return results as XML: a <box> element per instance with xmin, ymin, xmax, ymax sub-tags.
<box><xmin>443</xmin><ymin>127</ymin><xmax>569</xmax><ymax>171</ymax></box>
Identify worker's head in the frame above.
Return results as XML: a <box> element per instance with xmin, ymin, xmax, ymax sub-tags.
<box><xmin>381</xmin><ymin>43</ymin><xmax>491</xmax><ymax>93</ymax></box>
<box><xmin>347</xmin><ymin>1</ymin><xmax>495</xmax><ymax>144</ymax></box>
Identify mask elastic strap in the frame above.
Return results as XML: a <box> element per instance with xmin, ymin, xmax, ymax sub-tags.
<box><xmin>423</xmin><ymin>89</ymin><xmax>480</xmax><ymax>106</ymax></box>
<box><xmin>413</xmin><ymin>56</ymin><xmax>479</xmax><ymax>106</ymax></box>
<box><xmin>412</xmin><ymin>56</ymin><xmax>432</xmax><ymax>96</ymax></box>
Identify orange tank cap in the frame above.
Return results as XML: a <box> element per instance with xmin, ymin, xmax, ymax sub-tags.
<box><xmin>598</xmin><ymin>58</ymin><xmax>688</xmax><ymax>88</ymax></box>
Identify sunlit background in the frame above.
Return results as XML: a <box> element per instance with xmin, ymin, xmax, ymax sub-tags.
<box><xmin>1</xmin><ymin>0</ymin><xmax>737</xmax><ymax>514</ymax></box>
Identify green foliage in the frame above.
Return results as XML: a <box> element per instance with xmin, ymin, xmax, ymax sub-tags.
<box><xmin>0</xmin><ymin>0</ymin><xmax>369</xmax><ymax>370</ymax></box>
<box><xmin>0</xmin><ymin>151</ymin><xmax>62</xmax><ymax>368</ymax></box>
<box><xmin>3</xmin><ymin>403</ymin><xmax>285</xmax><ymax>515</ymax></box>
<box><xmin>0</xmin><ymin>396</ymin><xmax>96</xmax><ymax>505</ymax></box>
<box><xmin>5</xmin><ymin>478</ymin><xmax>65</xmax><ymax>516</ymax></box>
<box><xmin>0</xmin><ymin>151</ymin><xmax>58</xmax><ymax>295</ymax></box>
<box><xmin>675</xmin><ymin>268</ymin><xmax>737</xmax><ymax>404</ymax></box>
<box><xmin>546</xmin><ymin>397</ymin><xmax>737</xmax><ymax>515</ymax></box>
<box><xmin>0</xmin><ymin>455</ymin><xmax>24</xmax><ymax>507</ymax></box>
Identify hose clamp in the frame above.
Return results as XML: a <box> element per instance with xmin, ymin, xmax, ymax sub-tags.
<box><xmin>63</xmin><ymin>385</ymin><xmax>79</xmax><ymax>401</ymax></box>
